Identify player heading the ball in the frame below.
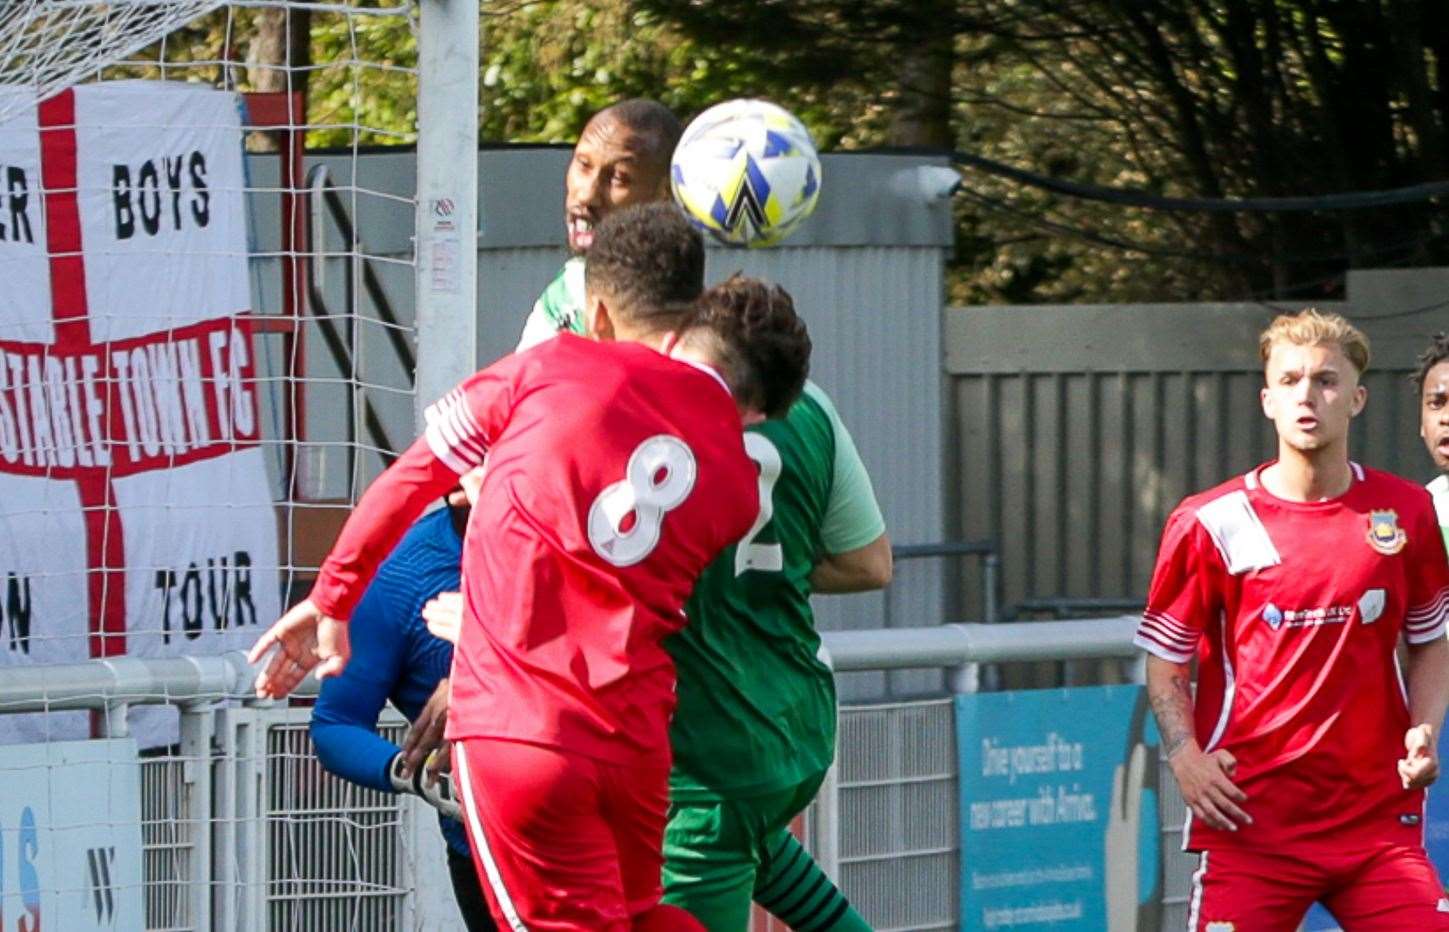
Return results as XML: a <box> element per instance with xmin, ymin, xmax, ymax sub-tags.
<box><xmin>249</xmin><ymin>202</ymin><xmax>812</xmax><ymax>931</ymax></box>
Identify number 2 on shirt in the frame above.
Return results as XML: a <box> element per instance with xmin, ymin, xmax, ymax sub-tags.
<box><xmin>589</xmin><ymin>435</ymin><xmax>697</xmax><ymax>566</ymax></box>
<box><xmin>735</xmin><ymin>433</ymin><xmax>783</xmax><ymax>575</ymax></box>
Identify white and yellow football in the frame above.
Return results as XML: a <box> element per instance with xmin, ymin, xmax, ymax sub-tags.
<box><xmin>670</xmin><ymin>99</ymin><xmax>822</xmax><ymax>248</ymax></box>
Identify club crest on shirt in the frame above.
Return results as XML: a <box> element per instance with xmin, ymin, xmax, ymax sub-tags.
<box><xmin>1366</xmin><ymin>510</ymin><xmax>1407</xmax><ymax>555</ymax></box>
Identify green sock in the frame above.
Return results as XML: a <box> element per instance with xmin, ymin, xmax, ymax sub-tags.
<box><xmin>753</xmin><ymin>830</ymin><xmax>873</xmax><ymax>932</ymax></box>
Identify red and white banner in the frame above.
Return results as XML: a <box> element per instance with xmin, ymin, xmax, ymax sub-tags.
<box><xmin>0</xmin><ymin>82</ymin><xmax>280</xmax><ymax>743</ymax></box>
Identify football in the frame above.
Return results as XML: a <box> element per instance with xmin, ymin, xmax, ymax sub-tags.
<box><xmin>670</xmin><ymin>99</ymin><xmax>822</xmax><ymax>248</ymax></box>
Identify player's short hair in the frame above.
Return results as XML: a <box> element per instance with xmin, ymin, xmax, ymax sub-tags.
<box><xmin>585</xmin><ymin>203</ymin><xmax>704</xmax><ymax>328</ymax></box>
<box><xmin>1258</xmin><ymin>308</ymin><xmax>1371</xmax><ymax>376</ymax></box>
<box><xmin>592</xmin><ymin>99</ymin><xmax>682</xmax><ymax>172</ymax></box>
<box><xmin>689</xmin><ymin>275</ymin><xmax>811</xmax><ymax>419</ymax></box>
<box><xmin>1412</xmin><ymin>332</ymin><xmax>1449</xmax><ymax>392</ymax></box>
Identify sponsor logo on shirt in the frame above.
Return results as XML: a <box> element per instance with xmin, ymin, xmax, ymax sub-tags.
<box><xmin>1436</xmin><ymin>897</ymin><xmax>1449</xmax><ymax>913</ymax></box>
<box><xmin>1261</xmin><ymin>602</ymin><xmax>1352</xmax><ymax>629</ymax></box>
<box><xmin>1206</xmin><ymin>923</ymin><xmax>1236</xmax><ymax>931</ymax></box>
<box><xmin>1367</xmin><ymin>509</ymin><xmax>1408</xmax><ymax>555</ymax></box>
<box><xmin>1358</xmin><ymin>588</ymin><xmax>1385</xmax><ymax>624</ymax></box>
<box><xmin>1401</xmin><ymin>813</ymin><xmax>1422</xmax><ymax>826</ymax></box>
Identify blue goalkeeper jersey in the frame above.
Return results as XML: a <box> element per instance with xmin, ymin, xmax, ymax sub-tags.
<box><xmin>310</xmin><ymin>506</ymin><xmax>466</xmax><ymax>855</ymax></box>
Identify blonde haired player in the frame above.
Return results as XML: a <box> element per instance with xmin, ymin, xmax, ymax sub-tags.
<box><xmin>1136</xmin><ymin>309</ymin><xmax>1449</xmax><ymax>929</ymax></box>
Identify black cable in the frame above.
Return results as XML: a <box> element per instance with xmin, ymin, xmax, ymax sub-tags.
<box><xmin>959</xmin><ymin>186</ymin><xmax>1436</xmax><ymax>267</ymax></box>
<box><xmin>950</xmin><ymin>148</ymin><xmax>1449</xmax><ymax>213</ymax></box>
<box><xmin>1258</xmin><ymin>293</ymin><xmax>1449</xmax><ymax>321</ymax></box>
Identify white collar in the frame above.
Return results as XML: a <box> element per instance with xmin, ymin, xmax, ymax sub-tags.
<box><xmin>673</xmin><ymin>355</ymin><xmax>732</xmax><ymax>396</ymax></box>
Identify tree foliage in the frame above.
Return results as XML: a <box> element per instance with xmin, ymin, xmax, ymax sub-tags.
<box><xmin>640</xmin><ymin>0</ymin><xmax>1449</xmax><ymax>304</ymax></box>
<box><xmin>115</xmin><ymin>1</ymin><xmax>1449</xmax><ymax>304</ymax></box>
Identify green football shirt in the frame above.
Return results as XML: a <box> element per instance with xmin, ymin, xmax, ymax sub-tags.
<box><xmin>668</xmin><ymin>381</ymin><xmax>886</xmax><ymax>800</ymax></box>
<box><xmin>517</xmin><ymin>257</ymin><xmax>587</xmax><ymax>350</ymax></box>
<box><xmin>1430</xmin><ymin>474</ymin><xmax>1449</xmax><ymax>553</ymax></box>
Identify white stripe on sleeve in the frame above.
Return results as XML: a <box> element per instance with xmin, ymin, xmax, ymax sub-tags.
<box><xmin>423</xmin><ymin>389</ymin><xmax>488</xmax><ymax>475</ymax></box>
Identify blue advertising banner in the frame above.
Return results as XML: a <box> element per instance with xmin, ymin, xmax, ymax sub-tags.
<box><xmin>957</xmin><ymin>685</ymin><xmax>1160</xmax><ymax>931</ymax></box>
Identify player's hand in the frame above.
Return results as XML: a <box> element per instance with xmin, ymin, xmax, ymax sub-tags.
<box><xmin>388</xmin><ymin>750</ymin><xmax>461</xmax><ymax>820</ymax></box>
<box><xmin>429</xmin><ymin>742</ymin><xmax>453</xmax><ymax>781</ymax></box>
<box><xmin>423</xmin><ymin>591</ymin><xmax>463</xmax><ymax>645</ymax></box>
<box><xmin>246</xmin><ymin>598</ymin><xmax>351</xmax><ymax>698</ymax></box>
<box><xmin>1168</xmin><ymin>743</ymin><xmax>1251</xmax><ymax>831</ymax></box>
<box><xmin>459</xmin><ymin>465</ymin><xmax>486</xmax><ymax>506</ymax></box>
<box><xmin>400</xmin><ymin>677</ymin><xmax>450</xmax><ymax>781</ymax></box>
<box><xmin>1399</xmin><ymin>724</ymin><xmax>1439</xmax><ymax>790</ymax></box>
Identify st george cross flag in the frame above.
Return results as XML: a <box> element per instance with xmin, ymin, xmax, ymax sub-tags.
<box><xmin>0</xmin><ymin>82</ymin><xmax>281</xmax><ymax>743</ymax></box>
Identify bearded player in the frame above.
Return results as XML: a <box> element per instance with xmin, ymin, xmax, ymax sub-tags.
<box><xmin>250</xmin><ymin>203</ymin><xmax>811</xmax><ymax>931</ymax></box>
<box><xmin>1136</xmin><ymin>309</ymin><xmax>1449</xmax><ymax>930</ymax></box>
<box><xmin>517</xmin><ymin>99</ymin><xmax>680</xmax><ymax>348</ymax></box>
<box><xmin>1417</xmin><ymin>332</ymin><xmax>1449</xmax><ymax>550</ymax></box>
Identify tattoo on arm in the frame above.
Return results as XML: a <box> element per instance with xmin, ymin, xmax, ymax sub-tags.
<box><xmin>1149</xmin><ymin>667</ymin><xmax>1196</xmax><ymax>760</ymax></box>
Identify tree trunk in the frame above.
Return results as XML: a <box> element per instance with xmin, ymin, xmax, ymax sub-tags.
<box><xmin>886</xmin><ymin>13</ymin><xmax>953</xmax><ymax>148</ymax></box>
<box><xmin>246</xmin><ymin>5</ymin><xmax>311</xmax><ymax>152</ymax></box>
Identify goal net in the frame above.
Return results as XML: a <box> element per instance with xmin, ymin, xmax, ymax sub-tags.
<box><xmin>0</xmin><ymin>2</ymin><xmax>458</xmax><ymax>928</ymax></box>
<box><xmin>0</xmin><ymin>2</ymin><xmax>229</xmax><ymax>122</ymax></box>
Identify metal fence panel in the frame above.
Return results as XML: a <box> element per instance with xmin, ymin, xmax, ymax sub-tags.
<box><xmin>262</xmin><ymin>717</ymin><xmax>411</xmax><ymax>930</ymax></box>
<box><xmin>947</xmin><ymin>270</ymin><xmax>1447</xmax><ymax>614</ymax></box>
<box><xmin>836</xmin><ymin>699</ymin><xmax>958</xmax><ymax>931</ymax></box>
<box><xmin>143</xmin><ymin>751</ymin><xmax>198</xmax><ymax>930</ymax></box>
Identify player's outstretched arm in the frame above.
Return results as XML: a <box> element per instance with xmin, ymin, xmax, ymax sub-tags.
<box><xmin>250</xmin><ymin>437</ymin><xmax>464</xmax><ymax>698</ymax></box>
<box><xmin>1401</xmin><ymin>635</ymin><xmax>1449</xmax><ymax>789</ymax></box>
<box><xmin>1146</xmin><ymin>654</ymin><xmax>1251</xmax><ymax>831</ymax></box>
<box><xmin>248</xmin><ymin>599</ymin><xmax>351</xmax><ymax>698</ymax></box>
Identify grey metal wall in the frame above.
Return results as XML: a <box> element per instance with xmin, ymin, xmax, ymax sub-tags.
<box><xmin>947</xmin><ymin>268</ymin><xmax>1447</xmax><ymax>616</ymax></box>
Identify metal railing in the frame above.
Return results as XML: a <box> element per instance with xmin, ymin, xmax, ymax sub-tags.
<box><xmin>0</xmin><ymin>619</ymin><xmax>1164</xmax><ymax>931</ymax></box>
<box><xmin>884</xmin><ymin>540</ymin><xmax>1000</xmax><ymax>628</ymax></box>
<box><xmin>0</xmin><ymin>618</ymin><xmax>1140</xmax><ymax>722</ymax></box>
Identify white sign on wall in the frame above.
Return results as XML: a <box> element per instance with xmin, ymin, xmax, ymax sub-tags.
<box><xmin>0</xmin><ymin>738</ymin><xmax>144</xmax><ymax>929</ymax></box>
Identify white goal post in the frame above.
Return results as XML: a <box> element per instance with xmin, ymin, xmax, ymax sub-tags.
<box><xmin>414</xmin><ymin>0</ymin><xmax>478</xmax><ymax>425</ymax></box>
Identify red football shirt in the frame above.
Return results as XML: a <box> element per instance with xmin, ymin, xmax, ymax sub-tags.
<box><xmin>1136</xmin><ymin>462</ymin><xmax>1449</xmax><ymax>852</ymax></box>
<box><xmin>312</xmin><ymin>334</ymin><xmax>757</xmax><ymax>764</ymax></box>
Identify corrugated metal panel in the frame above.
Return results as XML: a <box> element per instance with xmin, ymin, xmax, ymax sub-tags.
<box><xmin>715</xmin><ymin>246</ymin><xmax>947</xmax><ymax>699</ymax></box>
<box><xmin>946</xmin><ymin>280</ymin><xmax>1444</xmax><ymax>616</ymax></box>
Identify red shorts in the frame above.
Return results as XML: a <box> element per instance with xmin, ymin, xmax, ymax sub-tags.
<box><xmin>1188</xmin><ymin>841</ymin><xmax>1449</xmax><ymax>931</ymax></box>
<box><xmin>453</xmin><ymin>737</ymin><xmax>703</xmax><ymax>932</ymax></box>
